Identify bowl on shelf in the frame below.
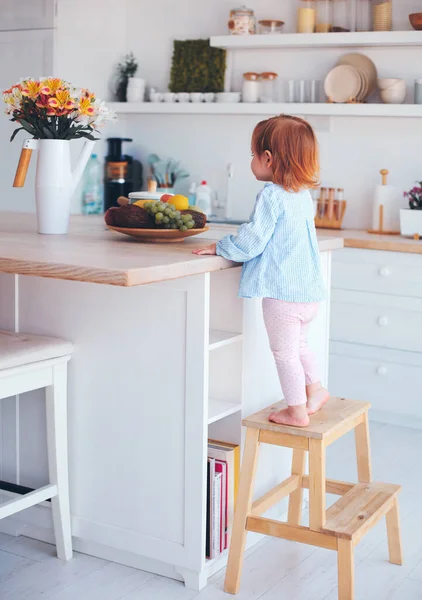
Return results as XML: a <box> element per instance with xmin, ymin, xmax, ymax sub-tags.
<box><xmin>216</xmin><ymin>92</ymin><xmax>241</xmax><ymax>103</ymax></box>
<box><xmin>409</xmin><ymin>13</ymin><xmax>422</xmax><ymax>30</ymax></box>
<box><xmin>380</xmin><ymin>87</ymin><xmax>406</xmax><ymax>104</ymax></box>
<box><xmin>377</xmin><ymin>78</ymin><xmax>405</xmax><ymax>91</ymax></box>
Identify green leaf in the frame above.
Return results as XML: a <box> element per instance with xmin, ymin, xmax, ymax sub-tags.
<box><xmin>9</xmin><ymin>127</ymin><xmax>25</xmax><ymax>142</ymax></box>
<box><xmin>42</xmin><ymin>126</ymin><xmax>55</xmax><ymax>139</ymax></box>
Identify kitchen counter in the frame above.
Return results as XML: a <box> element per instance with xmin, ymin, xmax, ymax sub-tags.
<box><xmin>318</xmin><ymin>228</ymin><xmax>422</xmax><ymax>254</ymax></box>
<box><xmin>0</xmin><ymin>212</ymin><xmax>341</xmax><ymax>590</ymax></box>
<box><xmin>0</xmin><ymin>213</ymin><xmax>343</xmax><ymax>286</ymax></box>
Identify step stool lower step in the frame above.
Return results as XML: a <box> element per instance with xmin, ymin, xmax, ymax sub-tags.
<box><xmin>322</xmin><ymin>482</ymin><xmax>401</xmax><ymax>544</ymax></box>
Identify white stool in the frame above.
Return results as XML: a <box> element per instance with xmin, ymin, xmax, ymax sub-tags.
<box><xmin>0</xmin><ymin>330</ymin><xmax>74</xmax><ymax>560</ymax></box>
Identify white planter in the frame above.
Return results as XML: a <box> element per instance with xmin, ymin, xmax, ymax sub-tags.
<box><xmin>126</xmin><ymin>77</ymin><xmax>145</xmax><ymax>103</ymax></box>
<box><xmin>400</xmin><ymin>208</ymin><xmax>422</xmax><ymax>237</ymax></box>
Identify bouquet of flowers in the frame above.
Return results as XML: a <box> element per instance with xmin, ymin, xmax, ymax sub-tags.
<box><xmin>3</xmin><ymin>77</ymin><xmax>116</xmax><ymax>142</ymax></box>
<box><xmin>404</xmin><ymin>182</ymin><xmax>422</xmax><ymax>210</ymax></box>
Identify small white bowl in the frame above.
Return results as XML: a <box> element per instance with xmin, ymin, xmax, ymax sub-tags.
<box><xmin>216</xmin><ymin>92</ymin><xmax>241</xmax><ymax>103</ymax></box>
<box><xmin>380</xmin><ymin>88</ymin><xmax>406</xmax><ymax>104</ymax></box>
<box><xmin>378</xmin><ymin>78</ymin><xmax>405</xmax><ymax>91</ymax></box>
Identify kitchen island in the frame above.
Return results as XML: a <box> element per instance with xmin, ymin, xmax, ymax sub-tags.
<box><xmin>0</xmin><ymin>213</ymin><xmax>342</xmax><ymax>590</ymax></box>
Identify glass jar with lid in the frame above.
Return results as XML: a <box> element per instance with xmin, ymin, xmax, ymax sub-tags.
<box><xmin>296</xmin><ymin>0</ymin><xmax>316</xmax><ymax>33</ymax></box>
<box><xmin>371</xmin><ymin>0</ymin><xmax>392</xmax><ymax>31</ymax></box>
<box><xmin>332</xmin><ymin>0</ymin><xmax>352</xmax><ymax>31</ymax></box>
<box><xmin>316</xmin><ymin>0</ymin><xmax>332</xmax><ymax>31</ymax></box>
<box><xmin>259</xmin><ymin>72</ymin><xmax>278</xmax><ymax>103</ymax></box>
<box><xmin>228</xmin><ymin>5</ymin><xmax>256</xmax><ymax>35</ymax></box>
<box><xmin>356</xmin><ymin>0</ymin><xmax>371</xmax><ymax>30</ymax></box>
<box><xmin>242</xmin><ymin>72</ymin><xmax>260</xmax><ymax>103</ymax></box>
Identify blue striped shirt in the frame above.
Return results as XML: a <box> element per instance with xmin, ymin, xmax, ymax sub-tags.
<box><xmin>216</xmin><ymin>183</ymin><xmax>325</xmax><ymax>302</ymax></box>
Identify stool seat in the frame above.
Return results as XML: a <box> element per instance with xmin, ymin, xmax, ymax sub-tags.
<box><xmin>323</xmin><ymin>482</ymin><xmax>401</xmax><ymax>541</ymax></box>
<box><xmin>0</xmin><ymin>331</ymin><xmax>73</xmax><ymax>370</ymax></box>
<box><xmin>242</xmin><ymin>397</ymin><xmax>371</xmax><ymax>440</ymax></box>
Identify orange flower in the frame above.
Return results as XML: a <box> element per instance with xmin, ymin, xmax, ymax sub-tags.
<box><xmin>40</xmin><ymin>78</ymin><xmax>63</xmax><ymax>95</ymax></box>
<box><xmin>78</xmin><ymin>96</ymin><xmax>95</xmax><ymax>117</ymax></box>
<box><xmin>48</xmin><ymin>89</ymin><xmax>75</xmax><ymax>116</ymax></box>
<box><xmin>21</xmin><ymin>80</ymin><xmax>42</xmax><ymax>100</ymax></box>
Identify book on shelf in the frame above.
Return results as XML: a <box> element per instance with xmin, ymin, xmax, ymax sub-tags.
<box><xmin>206</xmin><ymin>439</ymin><xmax>240</xmax><ymax>558</ymax></box>
<box><xmin>206</xmin><ymin>457</ymin><xmax>222</xmax><ymax>560</ymax></box>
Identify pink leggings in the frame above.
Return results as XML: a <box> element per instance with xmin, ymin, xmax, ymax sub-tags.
<box><xmin>262</xmin><ymin>298</ymin><xmax>320</xmax><ymax>407</ymax></box>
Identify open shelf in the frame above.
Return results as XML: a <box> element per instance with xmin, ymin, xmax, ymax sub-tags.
<box><xmin>208</xmin><ymin>399</ymin><xmax>241</xmax><ymax>425</ymax></box>
<box><xmin>109</xmin><ymin>102</ymin><xmax>422</xmax><ymax>118</ymax></box>
<box><xmin>210</xmin><ymin>31</ymin><xmax>422</xmax><ymax>50</ymax></box>
<box><xmin>206</xmin><ymin>548</ymin><xmax>229</xmax><ymax>576</ymax></box>
<box><xmin>209</xmin><ymin>329</ymin><xmax>243</xmax><ymax>351</ymax></box>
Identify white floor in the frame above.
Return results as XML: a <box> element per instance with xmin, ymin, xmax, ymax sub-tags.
<box><xmin>1</xmin><ymin>422</ymin><xmax>422</xmax><ymax>600</ymax></box>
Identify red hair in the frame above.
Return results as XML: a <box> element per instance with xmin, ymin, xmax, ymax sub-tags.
<box><xmin>252</xmin><ymin>115</ymin><xmax>320</xmax><ymax>192</ymax></box>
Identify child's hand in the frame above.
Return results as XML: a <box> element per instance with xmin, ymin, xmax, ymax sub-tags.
<box><xmin>193</xmin><ymin>243</ymin><xmax>217</xmax><ymax>256</ymax></box>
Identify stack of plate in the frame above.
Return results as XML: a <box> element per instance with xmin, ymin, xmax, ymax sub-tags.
<box><xmin>324</xmin><ymin>53</ymin><xmax>377</xmax><ymax>103</ymax></box>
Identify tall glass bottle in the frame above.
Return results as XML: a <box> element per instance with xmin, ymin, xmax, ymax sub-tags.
<box><xmin>297</xmin><ymin>0</ymin><xmax>316</xmax><ymax>33</ymax></box>
<box><xmin>371</xmin><ymin>0</ymin><xmax>392</xmax><ymax>30</ymax></box>
<box><xmin>356</xmin><ymin>0</ymin><xmax>371</xmax><ymax>30</ymax></box>
<box><xmin>316</xmin><ymin>0</ymin><xmax>333</xmax><ymax>32</ymax></box>
<box><xmin>332</xmin><ymin>0</ymin><xmax>352</xmax><ymax>31</ymax></box>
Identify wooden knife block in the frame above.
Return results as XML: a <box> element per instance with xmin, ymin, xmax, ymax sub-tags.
<box><xmin>314</xmin><ymin>199</ymin><xmax>347</xmax><ymax>230</ymax></box>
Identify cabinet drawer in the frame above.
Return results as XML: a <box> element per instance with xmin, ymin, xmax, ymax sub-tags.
<box><xmin>331</xmin><ymin>290</ymin><xmax>422</xmax><ymax>352</ymax></box>
<box><xmin>329</xmin><ymin>344</ymin><xmax>422</xmax><ymax>418</ymax></box>
<box><xmin>333</xmin><ymin>248</ymin><xmax>422</xmax><ymax>298</ymax></box>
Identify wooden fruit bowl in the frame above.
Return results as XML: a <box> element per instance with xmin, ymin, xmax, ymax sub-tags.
<box><xmin>107</xmin><ymin>225</ymin><xmax>209</xmax><ymax>243</ymax></box>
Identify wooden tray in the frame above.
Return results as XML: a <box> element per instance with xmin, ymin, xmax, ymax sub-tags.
<box><xmin>107</xmin><ymin>225</ymin><xmax>209</xmax><ymax>243</ymax></box>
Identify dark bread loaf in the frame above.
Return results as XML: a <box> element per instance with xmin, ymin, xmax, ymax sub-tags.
<box><xmin>105</xmin><ymin>204</ymin><xmax>154</xmax><ymax>228</ymax></box>
<box><xmin>180</xmin><ymin>209</ymin><xmax>207</xmax><ymax>229</ymax></box>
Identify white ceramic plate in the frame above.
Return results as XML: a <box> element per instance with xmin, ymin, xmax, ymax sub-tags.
<box><xmin>324</xmin><ymin>65</ymin><xmax>361</xmax><ymax>103</ymax></box>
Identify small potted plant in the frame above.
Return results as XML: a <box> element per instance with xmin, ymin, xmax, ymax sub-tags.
<box><xmin>115</xmin><ymin>52</ymin><xmax>141</xmax><ymax>102</ymax></box>
<box><xmin>401</xmin><ymin>181</ymin><xmax>422</xmax><ymax>238</ymax></box>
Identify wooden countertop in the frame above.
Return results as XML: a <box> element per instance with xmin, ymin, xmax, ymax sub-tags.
<box><xmin>0</xmin><ymin>213</ymin><xmax>343</xmax><ymax>286</ymax></box>
<box><xmin>318</xmin><ymin>228</ymin><xmax>422</xmax><ymax>254</ymax></box>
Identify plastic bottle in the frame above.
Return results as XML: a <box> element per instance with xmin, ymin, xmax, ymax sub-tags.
<box><xmin>82</xmin><ymin>154</ymin><xmax>103</xmax><ymax>214</ymax></box>
<box><xmin>195</xmin><ymin>181</ymin><xmax>213</xmax><ymax>216</ymax></box>
<box><xmin>188</xmin><ymin>182</ymin><xmax>197</xmax><ymax>206</ymax></box>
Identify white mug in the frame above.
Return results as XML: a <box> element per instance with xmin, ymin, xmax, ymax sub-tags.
<box><xmin>190</xmin><ymin>92</ymin><xmax>204</xmax><ymax>103</ymax></box>
<box><xmin>177</xmin><ymin>92</ymin><xmax>190</xmax><ymax>103</ymax></box>
<box><xmin>204</xmin><ymin>93</ymin><xmax>215</xmax><ymax>103</ymax></box>
<box><xmin>163</xmin><ymin>92</ymin><xmax>177</xmax><ymax>103</ymax></box>
<box><xmin>150</xmin><ymin>92</ymin><xmax>163</xmax><ymax>103</ymax></box>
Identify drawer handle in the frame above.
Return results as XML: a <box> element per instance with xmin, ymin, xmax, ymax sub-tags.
<box><xmin>377</xmin><ymin>366</ymin><xmax>388</xmax><ymax>376</ymax></box>
<box><xmin>378</xmin><ymin>316</ymin><xmax>389</xmax><ymax>327</ymax></box>
<box><xmin>379</xmin><ymin>267</ymin><xmax>390</xmax><ymax>277</ymax></box>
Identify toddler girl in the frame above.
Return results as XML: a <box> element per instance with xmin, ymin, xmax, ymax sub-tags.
<box><xmin>193</xmin><ymin>115</ymin><xmax>329</xmax><ymax>427</ymax></box>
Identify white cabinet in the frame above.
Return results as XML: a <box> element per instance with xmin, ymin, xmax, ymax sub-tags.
<box><xmin>0</xmin><ymin>0</ymin><xmax>56</xmax><ymax>31</ymax></box>
<box><xmin>0</xmin><ymin>29</ymin><xmax>54</xmax><ymax>212</ymax></box>
<box><xmin>329</xmin><ymin>248</ymin><xmax>422</xmax><ymax>427</ymax></box>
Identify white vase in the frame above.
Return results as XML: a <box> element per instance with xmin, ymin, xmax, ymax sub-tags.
<box><xmin>400</xmin><ymin>208</ymin><xmax>422</xmax><ymax>237</ymax></box>
<box><xmin>16</xmin><ymin>138</ymin><xmax>95</xmax><ymax>234</ymax></box>
<box><xmin>127</xmin><ymin>77</ymin><xmax>145</xmax><ymax>103</ymax></box>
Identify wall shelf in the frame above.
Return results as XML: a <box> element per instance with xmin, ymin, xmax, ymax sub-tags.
<box><xmin>208</xmin><ymin>399</ymin><xmax>241</xmax><ymax>425</ymax></box>
<box><xmin>210</xmin><ymin>31</ymin><xmax>422</xmax><ymax>50</ymax></box>
<box><xmin>109</xmin><ymin>102</ymin><xmax>422</xmax><ymax>118</ymax></box>
<box><xmin>209</xmin><ymin>329</ymin><xmax>243</xmax><ymax>351</ymax></box>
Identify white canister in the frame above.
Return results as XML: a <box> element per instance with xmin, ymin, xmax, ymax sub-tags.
<box><xmin>126</xmin><ymin>77</ymin><xmax>145</xmax><ymax>103</ymax></box>
<box><xmin>242</xmin><ymin>72</ymin><xmax>260</xmax><ymax>103</ymax></box>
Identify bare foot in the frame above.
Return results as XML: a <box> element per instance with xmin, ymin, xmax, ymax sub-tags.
<box><xmin>269</xmin><ymin>404</ymin><xmax>310</xmax><ymax>427</ymax></box>
<box><xmin>306</xmin><ymin>384</ymin><xmax>330</xmax><ymax>415</ymax></box>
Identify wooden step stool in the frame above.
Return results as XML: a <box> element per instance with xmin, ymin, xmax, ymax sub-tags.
<box><xmin>224</xmin><ymin>397</ymin><xmax>402</xmax><ymax>600</ymax></box>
